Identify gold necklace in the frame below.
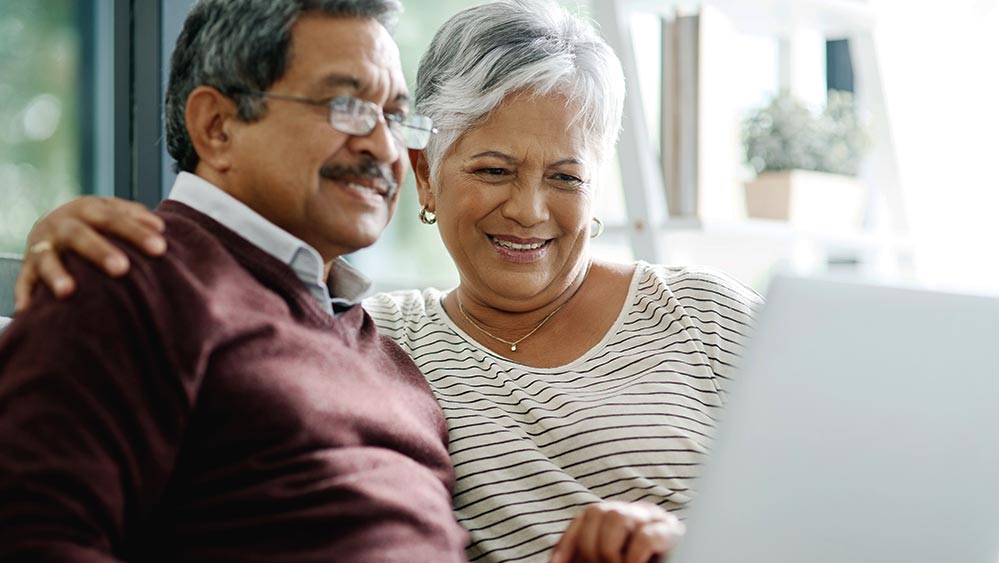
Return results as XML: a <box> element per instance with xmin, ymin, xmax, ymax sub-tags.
<box><xmin>454</xmin><ymin>261</ymin><xmax>591</xmax><ymax>352</ymax></box>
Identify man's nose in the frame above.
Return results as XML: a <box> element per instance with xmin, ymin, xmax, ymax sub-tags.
<box><xmin>348</xmin><ymin>116</ymin><xmax>401</xmax><ymax>165</ymax></box>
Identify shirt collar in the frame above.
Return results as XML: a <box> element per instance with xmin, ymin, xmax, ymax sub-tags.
<box><xmin>166</xmin><ymin>172</ymin><xmax>372</xmax><ymax>311</ymax></box>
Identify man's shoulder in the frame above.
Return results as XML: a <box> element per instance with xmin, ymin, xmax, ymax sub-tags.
<box><xmin>72</xmin><ymin>210</ymin><xmax>232</xmax><ymax>298</ymax></box>
<box><xmin>43</xmin><ymin>206</ymin><xmax>251</xmax><ymax>328</ymax></box>
<box><xmin>154</xmin><ymin>204</ymin><xmax>243</xmax><ymax>268</ymax></box>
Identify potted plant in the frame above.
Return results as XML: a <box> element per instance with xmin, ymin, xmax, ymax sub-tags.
<box><xmin>741</xmin><ymin>90</ymin><xmax>868</xmax><ymax>230</ymax></box>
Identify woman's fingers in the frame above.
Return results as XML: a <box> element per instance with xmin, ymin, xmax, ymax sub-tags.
<box><xmin>549</xmin><ymin>510</ymin><xmax>584</xmax><ymax>563</ymax></box>
<box><xmin>14</xmin><ymin>196</ymin><xmax>161</xmax><ymax>311</ymax></box>
<box><xmin>549</xmin><ymin>502</ymin><xmax>685</xmax><ymax>563</ymax></box>
<box><xmin>122</xmin><ymin>199</ymin><xmax>166</xmax><ymax>233</ymax></box>
<box><xmin>53</xmin><ymin>218</ymin><xmax>133</xmax><ymax>276</ymax></box>
<box><xmin>15</xmin><ymin>242</ymin><xmax>75</xmax><ymax>312</ymax></box>
<box><xmin>624</xmin><ymin>519</ymin><xmax>685</xmax><ymax>563</ymax></box>
<box><xmin>76</xmin><ymin>198</ymin><xmax>166</xmax><ymax>256</ymax></box>
<box><xmin>13</xmin><ymin>251</ymin><xmax>40</xmax><ymax>313</ymax></box>
<box><xmin>599</xmin><ymin>509</ymin><xmax>637</xmax><ymax>562</ymax></box>
<box><xmin>574</xmin><ymin>505</ymin><xmax>606</xmax><ymax>562</ymax></box>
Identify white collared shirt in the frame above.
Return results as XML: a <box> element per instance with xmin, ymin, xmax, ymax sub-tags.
<box><xmin>167</xmin><ymin>172</ymin><xmax>371</xmax><ymax>315</ymax></box>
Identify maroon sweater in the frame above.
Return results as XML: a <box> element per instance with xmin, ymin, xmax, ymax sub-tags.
<box><xmin>0</xmin><ymin>201</ymin><xmax>469</xmax><ymax>562</ymax></box>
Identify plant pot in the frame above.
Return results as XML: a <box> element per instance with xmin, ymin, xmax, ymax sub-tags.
<box><xmin>744</xmin><ymin>169</ymin><xmax>866</xmax><ymax>230</ymax></box>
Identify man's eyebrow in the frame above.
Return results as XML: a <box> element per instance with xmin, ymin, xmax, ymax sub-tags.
<box><xmin>319</xmin><ymin>74</ymin><xmax>410</xmax><ymax>107</ymax></box>
<box><xmin>319</xmin><ymin>74</ymin><xmax>361</xmax><ymax>91</ymax></box>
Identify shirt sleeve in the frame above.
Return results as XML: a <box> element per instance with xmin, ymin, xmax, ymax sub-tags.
<box><xmin>0</xmin><ymin>254</ymin><xmax>193</xmax><ymax>560</ymax></box>
<box><xmin>665</xmin><ymin>267</ymin><xmax>763</xmax><ymax>398</ymax></box>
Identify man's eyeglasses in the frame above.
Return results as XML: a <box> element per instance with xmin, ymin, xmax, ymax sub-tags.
<box><xmin>246</xmin><ymin>91</ymin><xmax>436</xmax><ymax>150</ymax></box>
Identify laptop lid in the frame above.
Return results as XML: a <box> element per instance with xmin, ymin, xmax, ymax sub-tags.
<box><xmin>669</xmin><ymin>274</ymin><xmax>999</xmax><ymax>563</ymax></box>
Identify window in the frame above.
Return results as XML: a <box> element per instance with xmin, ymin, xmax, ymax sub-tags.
<box><xmin>1</xmin><ymin>0</ymin><xmax>631</xmax><ymax>292</ymax></box>
<box><xmin>0</xmin><ymin>1</ymin><xmax>82</xmax><ymax>253</ymax></box>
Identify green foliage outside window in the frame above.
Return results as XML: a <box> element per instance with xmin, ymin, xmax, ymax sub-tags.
<box><xmin>0</xmin><ymin>1</ymin><xmax>80</xmax><ymax>253</ymax></box>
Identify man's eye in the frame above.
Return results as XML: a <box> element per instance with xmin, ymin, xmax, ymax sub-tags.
<box><xmin>385</xmin><ymin>111</ymin><xmax>408</xmax><ymax>123</ymax></box>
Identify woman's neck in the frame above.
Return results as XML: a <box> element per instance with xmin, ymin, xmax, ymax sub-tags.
<box><xmin>444</xmin><ymin>260</ymin><xmax>634</xmax><ymax>366</ymax></box>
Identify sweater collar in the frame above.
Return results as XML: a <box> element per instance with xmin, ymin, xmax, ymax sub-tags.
<box><xmin>166</xmin><ymin>172</ymin><xmax>371</xmax><ymax>313</ymax></box>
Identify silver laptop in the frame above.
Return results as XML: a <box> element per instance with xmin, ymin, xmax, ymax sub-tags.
<box><xmin>669</xmin><ymin>274</ymin><xmax>999</xmax><ymax>563</ymax></box>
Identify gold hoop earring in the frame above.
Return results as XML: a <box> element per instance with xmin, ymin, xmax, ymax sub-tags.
<box><xmin>590</xmin><ymin>216</ymin><xmax>604</xmax><ymax>238</ymax></box>
<box><xmin>419</xmin><ymin>206</ymin><xmax>437</xmax><ymax>225</ymax></box>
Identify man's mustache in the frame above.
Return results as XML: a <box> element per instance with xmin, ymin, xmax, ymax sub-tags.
<box><xmin>320</xmin><ymin>161</ymin><xmax>399</xmax><ymax>199</ymax></box>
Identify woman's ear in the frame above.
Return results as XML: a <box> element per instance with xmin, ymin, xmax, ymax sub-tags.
<box><xmin>186</xmin><ymin>86</ymin><xmax>239</xmax><ymax>172</ymax></box>
<box><xmin>409</xmin><ymin>148</ymin><xmax>435</xmax><ymax>210</ymax></box>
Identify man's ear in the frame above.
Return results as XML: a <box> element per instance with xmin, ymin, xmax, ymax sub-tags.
<box><xmin>409</xmin><ymin>148</ymin><xmax>435</xmax><ymax>210</ymax></box>
<box><xmin>186</xmin><ymin>86</ymin><xmax>239</xmax><ymax>172</ymax></box>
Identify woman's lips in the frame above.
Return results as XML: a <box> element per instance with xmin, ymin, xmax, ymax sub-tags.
<box><xmin>488</xmin><ymin>235</ymin><xmax>551</xmax><ymax>262</ymax></box>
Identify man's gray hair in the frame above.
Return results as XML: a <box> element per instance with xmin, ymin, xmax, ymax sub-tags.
<box><xmin>166</xmin><ymin>0</ymin><xmax>402</xmax><ymax>173</ymax></box>
<box><xmin>415</xmin><ymin>0</ymin><xmax>625</xmax><ymax>181</ymax></box>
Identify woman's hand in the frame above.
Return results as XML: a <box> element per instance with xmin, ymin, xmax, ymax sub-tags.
<box><xmin>549</xmin><ymin>501</ymin><xmax>685</xmax><ymax>563</ymax></box>
<box><xmin>15</xmin><ymin>196</ymin><xmax>167</xmax><ymax>312</ymax></box>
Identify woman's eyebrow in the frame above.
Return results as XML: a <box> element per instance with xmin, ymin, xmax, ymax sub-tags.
<box><xmin>551</xmin><ymin>158</ymin><xmax>584</xmax><ymax>167</ymax></box>
<box><xmin>470</xmin><ymin>151</ymin><xmax>517</xmax><ymax>162</ymax></box>
<box><xmin>468</xmin><ymin>153</ymin><xmax>586</xmax><ymax>168</ymax></box>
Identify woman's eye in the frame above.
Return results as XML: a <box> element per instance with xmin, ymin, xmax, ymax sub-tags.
<box><xmin>550</xmin><ymin>173</ymin><xmax>584</xmax><ymax>187</ymax></box>
<box><xmin>476</xmin><ymin>168</ymin><xmax>509</xmax><ymax>176</ymax></box>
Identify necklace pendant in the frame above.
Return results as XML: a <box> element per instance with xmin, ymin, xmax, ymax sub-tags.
<box><xmin>511</xmin><ymin>344</ymin><xmax>517</xmax><ymax>352</ymax></box>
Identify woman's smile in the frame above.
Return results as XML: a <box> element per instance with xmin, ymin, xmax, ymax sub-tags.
<box><xmin>488</xmin><ymin>234</ymin><xmax>552</xmax><ymax>262</ymax></box>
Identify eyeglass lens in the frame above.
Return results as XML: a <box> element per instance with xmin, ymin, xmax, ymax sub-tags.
<box><xmin>328</xmin><ymin>97</ymin><xmax>433</xmax><ymax>150</ymax></box>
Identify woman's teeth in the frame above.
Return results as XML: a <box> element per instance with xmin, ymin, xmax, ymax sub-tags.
<box><xmin>491</xmin><ymin>237</ymin><xmax>546</xmax><ymax>250</ymax></box>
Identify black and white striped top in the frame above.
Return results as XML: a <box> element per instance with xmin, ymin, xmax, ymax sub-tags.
<box><xmin>364</xmin><ymin>262</ymin><xmax>762</xmax><ymax>563</ymax></box>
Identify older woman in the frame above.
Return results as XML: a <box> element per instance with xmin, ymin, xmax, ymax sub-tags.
<box><xmin>11</xmin><ymin>1</ymin><xmax>760</xmax><ymax>562</ymax></box>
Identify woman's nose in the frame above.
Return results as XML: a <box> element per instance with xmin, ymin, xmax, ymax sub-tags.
<box><xmin>500</xmin><ymin>181</ymin><xmax>549</xmax><ymax>227</ymax></box>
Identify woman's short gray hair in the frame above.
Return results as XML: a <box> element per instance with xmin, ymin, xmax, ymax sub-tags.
<box><xmin>415</xmin><ymin>0</ymin><xmax>626</xmax><ymax>181</ymax></box>
<box><xmin>166</xmin><ymin>0</ymin><xmax>402</xmax><ymax>173</ymax></box>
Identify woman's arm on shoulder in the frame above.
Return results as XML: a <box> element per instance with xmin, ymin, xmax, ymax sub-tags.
<box><xmin>15</xmin><ymin>196</ymin><xmax>167</xmax><ymax>312</ymax></box>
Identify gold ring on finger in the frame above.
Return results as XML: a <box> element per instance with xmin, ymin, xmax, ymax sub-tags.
<box><xmin>30</xmin><ymin>240</ymin><xmax>55</xmax><ymax>255</ymax></box>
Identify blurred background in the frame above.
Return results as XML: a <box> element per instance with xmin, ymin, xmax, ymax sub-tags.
<box><xmin>1</xmin><ymin>0</ymin><xmax>996</xmax><ymax>295</ymax></box>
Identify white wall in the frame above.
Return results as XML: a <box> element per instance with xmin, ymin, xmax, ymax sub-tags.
<box><xmin>872</xmin><ymin>0</ymin><xmax>999</xmax><ymax>293</ymax></box>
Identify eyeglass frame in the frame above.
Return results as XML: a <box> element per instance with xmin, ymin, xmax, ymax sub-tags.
<box><xmin>239</xmin><ymin>90</ymin><xmax>437</xmax><ymax>150</ymax></box>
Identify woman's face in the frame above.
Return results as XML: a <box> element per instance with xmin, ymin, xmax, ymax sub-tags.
<box><xmin>416</xmin><ymin>91</ymin><xmax>601</xmax><ymax>311</ymax></box>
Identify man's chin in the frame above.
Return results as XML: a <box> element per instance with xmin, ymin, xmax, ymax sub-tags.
<box><xmin>323</xmin><ymin>224</ymin><xmax>391</xmax><ymax>258</ymax></box>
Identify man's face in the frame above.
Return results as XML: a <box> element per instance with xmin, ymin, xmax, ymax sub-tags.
<box><xmin>223</xmin><ymin>15</ymin><xmax>408</xmax><ymax>260</ymax></box>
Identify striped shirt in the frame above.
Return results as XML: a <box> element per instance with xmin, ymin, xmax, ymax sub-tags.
<box><xmin>364</xmin><ymin>262</ymin><xmax>762</xmax><ymax>563</ymax></box>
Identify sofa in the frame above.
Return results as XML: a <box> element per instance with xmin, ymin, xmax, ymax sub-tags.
<box><xmin>0</xmin><ymin>253</ymin><xmax>22</xmax><ymax>328</ymax></box>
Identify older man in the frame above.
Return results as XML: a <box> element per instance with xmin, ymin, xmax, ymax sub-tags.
<box><xmin>0</xmin><ymin>0</ymin><xmax>467</xmax><ymax>561</ymax></box>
